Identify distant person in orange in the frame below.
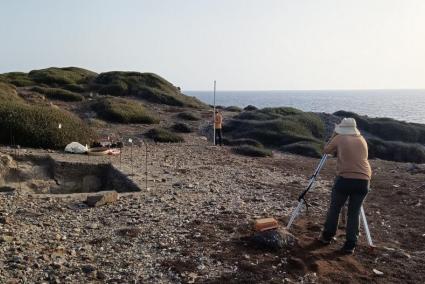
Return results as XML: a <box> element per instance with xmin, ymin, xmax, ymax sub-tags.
<box><xmin>214</xmin><ymin>110</ymin><xmax>223</xmax><ymax>146</ymax></box>
<box><xmin>319</xmin><ymin>118</ymin><xmax>371</xmax><ymax>254</ymax></box>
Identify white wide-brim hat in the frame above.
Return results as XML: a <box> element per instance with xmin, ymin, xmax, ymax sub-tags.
<box><xmin>334</xmin><ymin>117</ymin><xmax>360</xmax><ymax>135</ymax></box>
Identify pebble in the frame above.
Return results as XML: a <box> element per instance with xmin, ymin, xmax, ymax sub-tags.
<box><xmin>373</xmin><ymin>269</ymin><xmax>384</xmax><ymax>276</ymax></box>
<box><xmin>0</xmin><ymin>216</ymin><xmax>12</xmax><ymax>224</ymax></box>
<box><xmin>81</xmin><ymin>264</ymin><xmax>96</xmax><ymax>274</ymax></box>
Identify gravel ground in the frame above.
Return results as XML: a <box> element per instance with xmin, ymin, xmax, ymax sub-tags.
<box><xmin>1</xmin><ymin>140</ymin><xmax>424</xmax><ymax>283</ymax></box>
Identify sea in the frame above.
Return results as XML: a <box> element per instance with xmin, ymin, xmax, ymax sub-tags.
<box><xmin>185</xmin><ymin>89</ymin><xmax>425</xmax><ymax>124</ymax></box>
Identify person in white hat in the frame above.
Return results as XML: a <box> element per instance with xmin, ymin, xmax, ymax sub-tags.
<box><xmin>318</xmin><ymin>118</ymin><xmax>372</xmax><ymax>254</ymax></box>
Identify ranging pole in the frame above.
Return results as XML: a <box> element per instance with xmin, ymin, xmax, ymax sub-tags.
<box><xmin>213</xmin><ymin>80</ymin><xmax>216</xmax><ymax>145</ymax></box>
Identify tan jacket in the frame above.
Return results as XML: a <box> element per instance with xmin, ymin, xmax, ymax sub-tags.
<box><xmin>214</xmin><ymin>113</ymin><xmax>223</xmax><ymax>129</ymax></box>
<box><xmin>324</xmin><ymin>134</ymin><xmax>372</xmax><ymax>180</ymax></box>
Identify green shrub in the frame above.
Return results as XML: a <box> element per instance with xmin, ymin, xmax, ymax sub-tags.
<box><xmin>223</xmin><ymin>107</ymin><xmax>325</xmax><ymax>158</ymax></box>
<box><xmin>367</xmin><ymin>138</ymin><xmax>425</xmax><ymax>163</ymax></box>
<box><xmin>237</xmin><ymin>129</ymin><xmax>317</xmax><ymax>147</ymax></box>
<box><xmin>177</xmin><ymin>111</ymin><xmax>201</xmax><ymax>121</ymax></box>
<box><xmin>31</xmin><ymin>86</ymin><xmax>83</xmax><ymax>102</ymax></box>
<box><xmin>29</xmin><ymin>67</ymin><xmax>97</xmax><ymax>86</ymax></box>
<box><xmin>236</xmin><ymin>111</ymin><xmax>274</xmax><ymax>121</ymax></box>
<box><xmin>145</xmin><ymin>128</ymin><xmax>184</xmax><ymax>143</ymax></box>
<box><xmin>261</xmin><ymin>107</ymin><xmax>304</xmax><ymax>116</ymax></box>
<box><xmin>172</xmin><ymin>122</ymin><xmax>192</xmax><ymax>133</ymax></box>
<box><xmin>63</xmin><ymin>84</ymin><xmax>85</xmax><ymax>93</ymax></box>
<box><xmin>98</xmin><ymin>81</ymin><xmax>128</xmax><ymax>96</ymax></box>
<box><xmin>244</xmin><ymin>105</ymin><xmax>258</xmax><ymax>111</ymax></box>
<box><xmin>232</xmin><ymin>145</ymin><xmax>272</xmax><ymax>157</ymax></box>
<box><xmin>280</xmin><ymin>141</ymin><xmax>323</xmax><ymax>158</ymax></box>
<box><xmin>0</xmin><ymin>82</ymin><xmax>22</xmax><ymax>101</ymax></box>
<box><xmin>87</xmin><ymin>118</ymin><xmax>107</xmax><ymax>127</ymax></box>
<box><xmin>288</xmin><ymin>112</ymin><xmax>325</xmax><ymax>138</ymax></box>
<box><xmin>2</xmin><ymin>72</ymin><xmax>35</xmax><ymax>87</ymax></box>
<box><xmin>91</xmin><ymin>97</ymin><xmax>159</xmax><ymax>124</ymax></box>
<box><xmin>225</xmin><ymin>119</ymin><xmax>322</xmax><ymax>146</ymax></box>
<box><xmin>0</xmin><ymin>101</ymin><xmax>95</xmax><ymax>149</ymax></box>
<box><xmin>225</xmin><ymin>106</ymin><xmax>242</xmax><ymax>112</ymax></box>
<box><xmin>93</xmin><ymin>71</ymin><xmax>205</xmax><ymax>108</ymax></box>
<box><xmin>223</xmin><ymin>138</ymin><xmax>263</xmax><ymax>148</ymax></box>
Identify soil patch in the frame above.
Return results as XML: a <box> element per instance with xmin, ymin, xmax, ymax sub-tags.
<box><xmin>1</xmin><ymin>154</ymin><xmax>140</xmax><ymax>194</ymax></box>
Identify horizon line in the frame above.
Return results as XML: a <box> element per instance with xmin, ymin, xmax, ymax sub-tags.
<box><xmin>184</xmin><ymin>88</ymin><xmax>425</xmax><ymax>92</ymax></box>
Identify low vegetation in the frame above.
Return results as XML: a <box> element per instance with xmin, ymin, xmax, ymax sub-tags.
<box><xmin>172</xmin><ymin>122</ymin><xmax>192</xmax><ymax>133</ymax></box>
<box><xmin>177</xmin><ymin>111</ymin><xmax>201</xmax><ymax>121</ymax></box>
<box><xmin>92</xmin><ymin>71</ymin><xmax>205</xmax><ymax>108</ymax></box>
<box><xmin>87</xmin><ymin>118</ymin><xmax>107</xmax><ymax>128</ymax></box>
<box><xmin>0</xmin><ymin>82</ymin><xmax>22</xmax><ymax>102</ymax></box>
<box><xmin>232</xmin><ymin>145</ymin><xmax>272</xmax><ymax>157</ymax></box>
<box><xmin>29</xmin><ymin>67</ymin><xmax>97</xmax><ymax>86</ymax></box>
<box><xmin>223</xmin><ymin>138</ymin><xmax>263</xmax><ymax>148</ymax></box>
<box><xmin>224</xmin><ymin>106</ymin><xmax>242</xmax><ymax>112</ymax></box>
<box><xmin>0</xmin><ymin>100</ymin><xmax>94</xmax><ymax>149</ymax></box>
<box><xmin>91</xmin><ymin>97</ymin><xmax>159</xmax><ymax>124</ymax></box>
<box><xmin>1</xmin><ymin>67</ymin><xmax>205</xmax><ymax>108</ymax></box>
<box><xmin>225</xmin><ymin>107</ymin><xmax>325</xmax><ymax>157</ymax></box>
<box><xmin>280</xmin><ymin>141</ymin><xmax>323</xmax><ymax>158</ymax></box>
<box><xmin>145</xmin><ymin>128</ymin><xmax>184</xmax><ymax>143</ymax></box>
<box><xmin>2</xmin><ymin>72</ymin><xmax>35</xmax><ymax>87</ymax></box>
<box><xmin>1</xmin><ymin>73</ymin><xmax>94</xmax><ymax>149</ymax></box>
<box><xmin>367</xmin><ymin>138</ymin><xmax>425</xmax><ymax>163</ymax></box>
<box><xmin>63</xmin><ymin>84</ymin><xmax>86</xmax><ymax>93</ymax></box>
<box><xmin>31</xmin><ymin>86</ymin><xmax>84</xmax><ymax>102</ymax></box>
<box><xmin>244</xmin><ymin>105</ymin><xmax>258</xmax><ymax>111</ymax></box>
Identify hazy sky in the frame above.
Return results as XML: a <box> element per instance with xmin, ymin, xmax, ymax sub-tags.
<box><xmin>1</xmin><ymin>0</ymin><xmax>424</xmax><ymax>90</ymax></box>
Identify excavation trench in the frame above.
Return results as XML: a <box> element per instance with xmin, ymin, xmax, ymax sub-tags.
<box><xmin>0</xmin><ymin>154</ymin><xmax>140</xmax><ymax>194</ymax></box>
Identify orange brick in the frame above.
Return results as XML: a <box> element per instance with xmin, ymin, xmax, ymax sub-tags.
<box><xmin>254</xmin><ymin>218</ymin><xmax>279</xmax><ymax>232</ymax></box>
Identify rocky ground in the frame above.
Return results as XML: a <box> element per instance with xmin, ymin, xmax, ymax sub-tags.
<box><xmin>1</xmin><ymin>136</ymin><xmax>425</xmax><ymax>283</ymax></box>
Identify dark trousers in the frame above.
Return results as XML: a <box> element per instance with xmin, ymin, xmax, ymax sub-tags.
<box><xmin>322</xmin><ymin>176</ymin><xmax>369</xmax><ymax>246</ymax></box>
<box><xmin>215</xmin><ymin>128</ymin><xmax>222</xmax><ymax>146</ymax></box>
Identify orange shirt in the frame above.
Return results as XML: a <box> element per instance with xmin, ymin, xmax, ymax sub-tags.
<box><xmin>214</xmin><ymin>113</ymin><xmax>223</xmax><ymax>129</ymax></box>
<box><xmin>324</xmin><ymin>134</ymin><xmax>372</xmax><ymax>180</ymax></box>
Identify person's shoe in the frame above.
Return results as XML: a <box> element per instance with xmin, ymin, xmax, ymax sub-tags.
<box><xmin>340</xmin><ymin>242</ymin><xmax>356</xmax><ymax>254</ymax></box>
<box><xmin>317</xmin><ymin>234</ymin><xmax>333</xmax><ymax>245</ymax></box>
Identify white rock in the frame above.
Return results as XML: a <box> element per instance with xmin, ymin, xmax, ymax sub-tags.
<box><xmin>373</xmin><ymin>269</ymin><xmax>384</xmax><ymax>276</ymax></box>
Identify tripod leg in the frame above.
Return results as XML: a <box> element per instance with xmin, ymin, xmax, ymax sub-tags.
<box><xmin>286</xmin><ymin>155</ymin><xmax>328</xmax><ymax>230</ymax></box>
<box><xmin>360</xmin><ymin>206</ymin><xmax>374</xmax><ymax>247</ymax></box>
<box><xmin>286</xmin><ymin>200</ymin><xmax>305</xmax><ymax>230</ymax></box>
<box><xmin>339</xmin><ymin>202</ymin><xmax>347</xmax><ymax>229</ymax></box>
